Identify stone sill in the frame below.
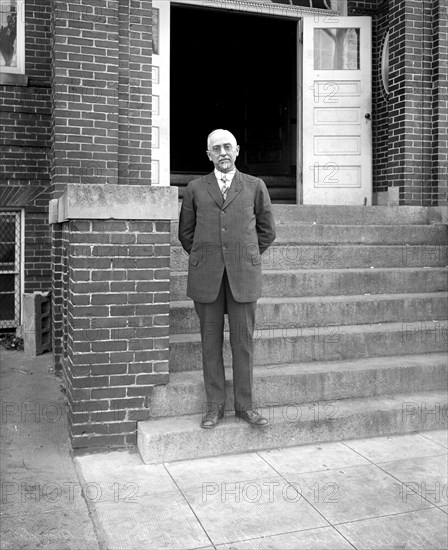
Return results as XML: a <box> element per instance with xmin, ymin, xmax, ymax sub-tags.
<box><xmin>49</xmin><ymin>184</ymin><xmax>179</xmax><ymax>223</ymax></box>
<box><xmin>0</xmin><ymin>73</ymin><xmax>29</xmax><ymax>86</ymax></box>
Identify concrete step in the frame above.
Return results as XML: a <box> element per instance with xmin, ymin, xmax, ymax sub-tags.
<box><xmin>170</xmin><ymin>267</ymin><xmax>448</xmax><ymax>301</ymax></box>
<box><xmin>169</xmin><ymin>320</ymin><xmax>448</xmax><ymax>372</ymax></box>
<box><xmin>170</xmin><ymin>292</ymin><xmax>448</xmax><ymax>334</ymax></box>
<box><xmin>170</xmin><ymin>244</ymin><xmax>448</xmax><ymax>271</ymax></box>
<box><xmin>170</xmin><ymin>223</ymin><xmax>448</xmax><ymax>246</ymax></box>
<box><xmin>148</xmin><ymin>353</ymin><xmax>448</xmax><ymax>418</ymax></box>
<box><xmin>270</xmin><ymin>205</ymin><xmax>448</xmax><ymax>225</ymax></box>
<box><xmin>173</xmin><ymin>204</ymin><xmax>447</xmax><ymax>226</ymax></box>
<box><xmin>138</xmin><ymin>389</ymin><xmax>448</xmax><ymax>463</ymax></box>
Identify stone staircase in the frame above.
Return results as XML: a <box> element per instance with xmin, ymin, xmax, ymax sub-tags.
<box><xmin>138</xmin><ymin>205</ymin><xmax>448</xmax><ymax>464</ymax></box>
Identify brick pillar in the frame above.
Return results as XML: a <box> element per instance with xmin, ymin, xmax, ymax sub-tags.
<box><xmin>349</xmin><ymin>0</ymin><xmax>447</xmax><ymax>205</ymax></box>
<box><xmin>50</xmin><ymin>186</ymin><xmax>177</xmax><ymax>450</ymax></box>
<box><xmin>431</xmin><ymin>0</ymin><xmax>448</xmax><ymax>206</ymax></box>
<box><xmin>388</xmin><ymin>0</ymin><xmax>440</xmax><ymax>205</ymax></box>
<box><xmin>50</xmin><ymin>222</ymin><xmax>64</xmax><ymax>372</ymax></box>
<box><xmin>49</xmin><ymin>0</ymin><xmax>178</xmax><ymax>451</ymax></box>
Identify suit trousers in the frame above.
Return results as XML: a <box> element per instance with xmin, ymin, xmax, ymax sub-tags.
<box><xmin>194</xmin><ymin>269</ymin><xmax>256</xmax><ymax>412</ymax></box>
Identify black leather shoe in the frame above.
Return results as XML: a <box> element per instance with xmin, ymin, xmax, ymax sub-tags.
<box><xmin>201</xmin><ymin>404</ymin><xmax>225</xmax><ymax>429</ymax></box>
<box><xmin>235</xmin><ymin>409</ymin><xmax>268</xmax><ymax>426</ymax></box>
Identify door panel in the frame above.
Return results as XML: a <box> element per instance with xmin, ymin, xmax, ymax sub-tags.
<box><xmin>301</xmin><ymin>16</ymin><xmax>372</xmax><ymax>205</ymax></box>
<box><xmin>151</xmin><ymin>1</ymin><xmax>170</xmax><ymax>185</ymax></box>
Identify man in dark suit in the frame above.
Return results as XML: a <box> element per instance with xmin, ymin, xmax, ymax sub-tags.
<box><xmin>178</xmin><ymin>129</ymin><xmax>276</xmax><ymax>429</ymax></box>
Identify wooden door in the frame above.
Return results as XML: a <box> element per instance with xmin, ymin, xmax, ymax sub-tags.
<box><xmin>301</xmin><ymin>16</ymin><xmax>372</xmax><ymax>204</ymax></box>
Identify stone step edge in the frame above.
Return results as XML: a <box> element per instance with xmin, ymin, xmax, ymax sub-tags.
<box><xmin>159</xmin><ymin>352</ymin><xmax>448</xmax><ymax>388</ymax></box>
<box><xmin>171</xmin><ymin>243</ymin><xmax>448</xmax><ymax>249</ymax></box>
<box><xmin>170</xmin><ymin>291</ymin><xmax>448</xmax><ymax>309</ymax></box>
<box><xmin>169</xmin><ymin>319</ymin><xmax>448</xmax><ymax>344</ymax></box>
<box><xmin>170</xmin><ymin>225</ymin><xmax>448</xmax><ymax>245</ymax></box>
<box><xmin>175</xmin><ymin>204</ymin><xmax>447</xmax><ymax>224</ymax></box>
<box><xmin>149</xmin><ymin>353</ymin><xmax>447</xmax><ymax>418</ymax></box>
<box><xmin>140</xmin><ymin>389</ymin><xmax>448</xmax><ymax>435</ymax></box>
<box><xmin>272</xmin><ymin>221</ymin><xmax>448</xmax><ymax>227</ymax></box>
<box><xmin>137</xmin><ymin>390</ymin><xmax>448</xmax><ymax>464</ymax></box>
<box><xmin>171</xmin><ymin>221</ymin><xmax>448</xmax><ymax>228</ymax></box>
<box><xmin>170</xmin><ymin>266</ymin><xmax>448</xmax><ymax>276</ymax></box>
<box><xmin>171</xmin><ymin>221</ymin><xmax>448</xmax><ymax>230</ymax></box>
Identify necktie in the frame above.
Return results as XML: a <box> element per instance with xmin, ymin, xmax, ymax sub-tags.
<box><xmin>221</xmin><ymin>176</ymin><xmax>229</xmax><ymax>201</ymax></box>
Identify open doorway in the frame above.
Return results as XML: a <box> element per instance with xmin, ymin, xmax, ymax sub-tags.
<box><xmin>170</xmin><ymin>5</ymin><xmax>298</xmax><ymax>203</ymax></box>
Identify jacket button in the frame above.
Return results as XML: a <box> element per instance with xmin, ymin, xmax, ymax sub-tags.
<box><xmin>221</xmin><ymin>227</ymin><xmax>226</xmax><ymax>232</ymax></box>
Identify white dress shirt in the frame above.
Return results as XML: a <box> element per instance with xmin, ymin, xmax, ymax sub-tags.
<box><xmin>214</xmin><ymin>168</ymin><xmax>236</xmax><ymax>194</ymax></box>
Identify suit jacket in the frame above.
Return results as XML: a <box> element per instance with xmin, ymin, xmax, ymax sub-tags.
<box><xmin>178</xmin><ymin>170</ymin><xmax>276</xmax><ymax>303</ymax></box>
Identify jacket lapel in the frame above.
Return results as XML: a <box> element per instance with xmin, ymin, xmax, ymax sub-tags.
<box><xmin>206</xmin><ymin>172</ymin><xmax>224</xmax><ymax>208</ymax></box>
<box><xmin>206</xmin><ymin>170</ymin><xmax>243</xmax><ymax>209</ymax></box>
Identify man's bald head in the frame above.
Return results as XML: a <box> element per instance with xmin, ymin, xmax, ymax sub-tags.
<box><xmin>206</xmin><ymin>129</ymin><xmax>240</xmax><ymax>173</ymax></box>
<box><xmin>207</xmin><ymin>129</ymin><xmax>238</xmax><ymax>150</ymax></box>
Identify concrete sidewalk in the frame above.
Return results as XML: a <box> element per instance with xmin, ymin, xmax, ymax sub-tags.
<box><xmin>0</xmin><ymin>348</ymin><xmax>100</xmax><ymax>550</ymax></box>
<box><xmin>1</xmin><ymin>349</ymin><xmax>447</xmax><ymax>549</ymax></box>
<box><xmin>76</xmin><ymin>432</ymin><xmax>448</xmax><ymax>550</ymax></box>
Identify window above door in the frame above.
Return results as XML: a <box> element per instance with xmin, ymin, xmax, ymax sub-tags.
<box><xmin>265</xmin><ymin>0</ymin><xmax>348</xmax><ymax>15</ymax></box>
<box><xmin>272</xmin><ymin>0</ymin><xmax>333</xmax><ymax>8</ymax></box>
<box><xmin>175</xmin><ymin>0</ymin><xmax>347</xmax><ymax>18</ymax></box>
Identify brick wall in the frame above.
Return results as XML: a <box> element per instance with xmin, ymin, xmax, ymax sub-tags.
<box><xmin>349</xmin><ymin>0</ymin><xmax>448</xmax><ymax>205</ymax></box>
<box><xmin>48</xmin><ymin>0</ymin><xmax>180</xmax><ymax>452</ymax></box>
<box><xmin>0</xmin><ymin>0</ymin><xmax>52</xmax><ymax>292</ymax></box>
<box><xmin>57</xmin><ymin>219</ymin><xmax>170</xmax><ymax>449</ymax></box>
<box><xmin>50</xmin><ymin>0</ymin><xmax>152</xmax><ymax>191</ymax></box>
<box><xmin>432</xmin><ymin>0</ymin><xmax>448</xmax><ymax>205</ymax></box>
<box><xmin>388</xmin><ymin>0</ymin><xmax>435</xmax><ymax>205</ymax></box>
<box><xmin>50</xmin><ymin>0</ymin><xmax>119</xmax><ymax>190</ymax></box>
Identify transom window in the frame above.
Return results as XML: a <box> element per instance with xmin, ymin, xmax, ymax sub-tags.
<box><xmin>272</xmin><ymin>0</ymin><xmax>334</xmax><ymax>8</ymax></box>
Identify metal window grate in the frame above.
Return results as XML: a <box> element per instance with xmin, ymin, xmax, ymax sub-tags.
<box><xmin>0</xmin><ymin>211</ymin><xmax>21</xmax><ymax>328</ymax></box>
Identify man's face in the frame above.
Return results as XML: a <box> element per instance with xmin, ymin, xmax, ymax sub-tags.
<box><xmin>207</xmin><ymin>131</ymin><xmax>240</xmax><ymax>173</ymax></box>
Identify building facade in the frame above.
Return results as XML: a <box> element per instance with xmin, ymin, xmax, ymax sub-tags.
<box><xmin>0</xmin><ymin>0</ymin><xmax>447</xmax><ymax>449</ymax></box>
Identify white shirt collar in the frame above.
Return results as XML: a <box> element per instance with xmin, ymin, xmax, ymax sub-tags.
<box><xmin>214</xmin><ymin>168</ymin><xmax>236</xmax><ymax>187</ymax></box>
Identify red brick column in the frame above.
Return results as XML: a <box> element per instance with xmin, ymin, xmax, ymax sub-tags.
<box><xmin>350</xmin><ymin>0</ymin><xmax>447</xmax><ymax>205</ymax></box>
<box><xmin>431</xmin><ymin>0</ymin><xmax>448</xmax><ymax>206</ymax></box>
<box><xmin>50</xmin><ymin>186</ymin><xmax>177</xmax><ymax>450</ymax></box>
<box><xmin>387</xmin><ymin>0</ymin><xmax>443</xmax><ymax>205</ymax></box>
<box><xmin>50</xmin><ymin>0</ymin><xmax>152</xmax><ymax>191</ymax></box>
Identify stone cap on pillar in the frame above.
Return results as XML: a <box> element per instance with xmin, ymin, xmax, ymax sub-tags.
<box><xmin>49</xmin><ymin>184</ymin><xmax>179</xmax><ymax>223</ymax></box>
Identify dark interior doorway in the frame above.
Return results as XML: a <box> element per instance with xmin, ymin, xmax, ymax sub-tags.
<box><xmin>170</xmin><ymin>5</ymin><xmax>298</xmax><ymax>203</ymax></box>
